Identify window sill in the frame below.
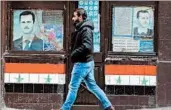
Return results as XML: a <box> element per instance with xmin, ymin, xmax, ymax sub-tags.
<box><xmin>105</xmin><ymin>52</ymin><xmax>157</xmax><ymax>65</ymax></box>
<box><xmin>3</xmin><ymin>50</ymin><xmax>66</xmax><ymax>63</ymax></box>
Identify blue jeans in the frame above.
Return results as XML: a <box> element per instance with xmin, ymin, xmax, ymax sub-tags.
<box><xmin>61</xmin><ymin>60</ymin><xmax>112</xmax><ymax>110</ymax></box>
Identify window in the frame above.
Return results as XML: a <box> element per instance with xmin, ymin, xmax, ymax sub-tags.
<box><xmin>112</xmin><ymin>6</ymin><xmax>154</xmax><ymax>53</ymax></box>
<box><xmin>13</xmin><ymin>10</ymin><xmax>64</xmax><ymax>52</ymax></box>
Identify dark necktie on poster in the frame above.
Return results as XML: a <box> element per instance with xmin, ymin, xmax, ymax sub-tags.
<box><xmin>24</xmin><ymin>40</ymin><xmax>30</xmax><ymax>50</ymax></box>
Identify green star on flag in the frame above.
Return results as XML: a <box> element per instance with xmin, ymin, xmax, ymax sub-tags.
<box><xmin>15</xmin><ymin>74</ymin><xmax>24</xmax><ymax>83</ymax></box>
<box><xmin>45</xmin><ymin>75</ymin><xmax>52</xmax><ymax>83</ymax></box>
<box><xmin>141</xmin><ymin>77</ymin><xmax>148</xmax><ymax>85</ymax></box>
<box><xmin>116</xmin><ymin>76</ymin><xmax>122</xmax><ymax>84</ymax></box>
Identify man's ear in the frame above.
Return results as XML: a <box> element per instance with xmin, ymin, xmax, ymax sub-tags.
<box><xmin>79</xmin><ymin>15</ymin><xmax>83</xmax><ymax>21</ymax></box>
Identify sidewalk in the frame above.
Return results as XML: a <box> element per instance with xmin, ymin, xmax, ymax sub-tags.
<box><xmin>128</xmin><ymin>107</ymin><xmax>171</xmax><ymax>110</ymax></box>
<box><xmin>1</xmin><ymin>108</ymin><xmax>32</xmax><ymax>110</ymax></box>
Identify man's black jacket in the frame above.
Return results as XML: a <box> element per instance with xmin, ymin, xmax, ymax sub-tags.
<box><xmin>71</xmin><ymin>20</ymin><xmax>94</xmax><ymax>63</ymax></box>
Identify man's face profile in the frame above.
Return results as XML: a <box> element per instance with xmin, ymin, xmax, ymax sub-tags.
<box><xmin>138</xmin><ymin>12</ymin><xmax>150</xmax><ymax>28</ymax></box>
<box><xmin>20</xmin><ymin>14</ymin><xmax>34</xmax><ymax>34</ymax></box>
<box><xmin>72</xmin><ymin>12</ymin><xmax>80</xmax><ymax>26</ymax></box>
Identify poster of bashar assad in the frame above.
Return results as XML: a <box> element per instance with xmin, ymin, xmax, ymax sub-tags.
<box><xmin>133</xmin><ymin>7</ymin><xmax>154</xmax><ymax>40</ymax></box>
<box><xmin>13</xmin><ymin>10</ymin><xmax>63</xmax><ymax>51</ymax></box>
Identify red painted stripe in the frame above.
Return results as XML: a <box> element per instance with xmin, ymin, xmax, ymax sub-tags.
<box><xmin>105</xmin><ymin>65</ymin><xmax>156</xmax><ymax>75</ymax></box>
<box><xmin>5</xmin><ymin>63</ymin><xmax>65</xmax><ymax>74</ymax></box>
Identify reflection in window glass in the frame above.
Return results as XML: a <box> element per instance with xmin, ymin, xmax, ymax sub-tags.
<box><xmin>13</xmin><ymin>10</ymin><xmax>63</xmax><ymax>51</ymax></box>
<box><xmin>112</xmin><ymin>7</ymin><xmax>154</xmax><ymax>53</ymax></box>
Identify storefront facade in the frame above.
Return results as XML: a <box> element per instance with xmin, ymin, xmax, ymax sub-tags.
<box><xmin>1</xmin><ymin>1</ymin><xmax>171</xmax><ymax>110</ymax></box>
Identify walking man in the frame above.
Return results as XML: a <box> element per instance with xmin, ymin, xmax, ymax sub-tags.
<box><xmin>60</xmin><ymin>8</ymin><xmax>115</xmax><ymax>110</ymax></box>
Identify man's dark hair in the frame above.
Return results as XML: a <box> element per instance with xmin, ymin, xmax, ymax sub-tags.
<box><xmin>137</xmin><ymin>10</ymin><xmax>149</xmax><ymax>18</ymax></box>
<box><xmin>74</xmin><ymin>8</ymin><xmax>87</xmax><ymax>20</ymax></box>
<box><xmin>19</xmin><ymin>11</ymin><xmax>35</xmax><ymax>23</ymax></box>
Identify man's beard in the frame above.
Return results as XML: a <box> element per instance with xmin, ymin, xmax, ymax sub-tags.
<box><xmin>73</xmin><ymin>19</ymin><xmax>80</xmax><ymax>27</ymax></box>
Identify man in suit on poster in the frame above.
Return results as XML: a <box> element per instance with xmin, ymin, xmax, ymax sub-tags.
<box><xmin>13</xmin><ymin>10</ymin><xmax>43</xmax><ymax>51</ymax></box>
<box><xmin>133</xmin><ymin>10</ymin><xmax>153</xmax><ymax>40</ymax></box>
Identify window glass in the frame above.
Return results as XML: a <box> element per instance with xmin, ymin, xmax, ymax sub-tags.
<box><xmin>13</xmin><ymin>10</ymin><xmax>64</xmax><ymax>51</ymax></box>
<box><xmin>112</xmin><ymin>7</ymin><xmax>154</xmax><ymax>53</ymax></box>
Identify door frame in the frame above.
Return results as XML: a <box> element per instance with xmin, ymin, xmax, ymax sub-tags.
<box><xmin>65</xmin><ymin>1</ymin><xmax>106</xmax><ymax>105</ymax></box>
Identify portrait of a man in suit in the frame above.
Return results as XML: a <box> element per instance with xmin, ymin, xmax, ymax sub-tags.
<box><xmin>133</xmin><ymin>10</ymin><xmax>153</xmax><ymax>40</ymax></box>
<box><xmin>13</xmin><ymin>11</ymin><xmax>43</xmax><ymax>51</ymax></box>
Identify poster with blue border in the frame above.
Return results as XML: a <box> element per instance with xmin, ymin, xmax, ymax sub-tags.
<box><xmin>112</xmin><ymin>6</ymin><xmax>154</xmax><ymax>53</ymax></box>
